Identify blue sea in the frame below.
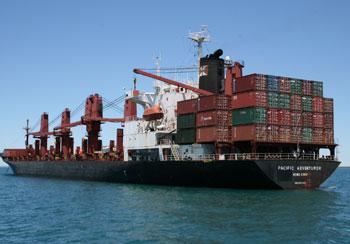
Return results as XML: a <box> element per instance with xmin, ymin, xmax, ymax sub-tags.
<box><xmin>0</xmin><ymin>164</ymin><xmax>349</xmax><ymax>244</ymax></box>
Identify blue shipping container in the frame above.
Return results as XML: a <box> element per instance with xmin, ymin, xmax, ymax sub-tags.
<box><xmin>267</xmin><ymin>77</ymin><xmax>279</xmax><ymax>91</ymax></box>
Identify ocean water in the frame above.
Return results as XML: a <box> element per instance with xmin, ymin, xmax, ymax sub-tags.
<box><xmin>0</xmin><ymin>166</ymin><xmax>349</xmax><ymax>244</ymax></box>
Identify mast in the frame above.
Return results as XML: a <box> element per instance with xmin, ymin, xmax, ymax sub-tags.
<box><xmin>24</xmin><ymin>119</ymin><xmax>30</xmax><ymax>149</ymax></box>
<box><xmin>154</xmin><ymin>54</ymin><xmax>162</xmax><ymax>93</ymax></box>
<box><xmin>188</xmin><ymin>25</ymin><xmax>211</xmax><ymax>76</ymax></box>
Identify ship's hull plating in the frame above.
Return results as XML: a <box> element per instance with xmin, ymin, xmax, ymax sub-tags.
<box><xmin>3</xmin><ymin>159</ymin><xmax>340</xmax><ymax>189</ymax></box>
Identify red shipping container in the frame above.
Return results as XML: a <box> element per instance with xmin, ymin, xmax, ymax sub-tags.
<box><xmin>231</xmin><ymin>91</ymin><xmax>267</xmax><ymax>109</ymax></box>
<box><xmin>290</xmin><ymin>95</ymin><xmax>302</xmax><ymax>111</ymax></box>
<box><xmin>231</xmin><ymin>125</ymin><xmax>267</xmax><ymax>142</ymax></box>
<box><xmin>323</xmin><ymin>129</ymin><xmax>334</xmax><ymax>144</ymax></box>
<box><xmin>278</xmin><ymin>110</ymin><xmax>291</xmax><ymax>126</ymax></box>
<box><xmin>323</xmin><ymin>98</ymin><xmax>334</xmax><ymax>113</ymax></box>
<box><xmin>302</xmin><ymin>80</ymin><xmax>312</xmax><ymax>96</ymax></box>
<box><xmin>302</xmin><ymin>112</ymin><xmax>313</xmax><ymax>127</ymax></box>
<box><xmin>324</xmin><ymin>113</ymin><xmax>334</xmax><ymax>129</ymax></box>
<box><xmin>290</xmin><ymin>111</ymin><xmax>302</xmax><ymax>126</ymax></box>
<box><xmin>196</xmin><ymin>110</ymin><xmax>230</xmax><ymax>127</ymax></box>
<box><xmin>266</xmin><ymin>125</ymin><xmax>279</xmax><ymax>142</ymax></box>
<box><xmin>196</xmin><ymin>126</ymin><xmax>231</xmax><ymax>143</ymax></box>
<box><xmin>267</xmin><ymin>109</ymin><xmax>279</xmax><ymax>125</ymax></box>
<box><xmin>235</xmin><ymin>74</ymin><xmax>266</xmax><ymax>93</ymax></box>
<box><xmin>313</xmin><ymin>113</ymin><xmax>324</xmax><ymax>128</ymax></box>
<box><xmin>312</xmin><ymin>97</ymin><xmax>324</xmax><ymax>112</ymax></box>
<box><xmin>313</xmin><ymin>128</ymin><xmax>324</xmax><ymax>144</ymax></box>
<box><xmin>177</xmin><ymin>98</ymin><xmax>198</xmax><ymax>115</ymax></box>
<box><xmin>279</xmin><ymin>126</ymin><xmax>291</xmax><ymax>142</ymax></box>
<box><xmin>279</xmin><ymin>78</ymin><xmax>291</xmax><ymax>93</ymax></box>
<box><xmin>198</xmin><ymin>95</ymin><xmax>231</xmax><ymax>112</ymax></box>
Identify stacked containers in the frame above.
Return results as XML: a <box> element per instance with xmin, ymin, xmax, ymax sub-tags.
<box><xmin>323</xmin><ymin>98</ymin><xmax>334</xmax><ymax>144</ymax></box>
<box><xmin>176</xmin><ymin>99</ymin><xmax>197</xmax><ymax>144</ymax></box>
<box><xmin>196</xmin><ymin>95</ymin><xmax>231</xmax><ymax>143</ymax></box>
<box><xmin>232</xmin><ymin>74</ymin><xmax>334</xmax><ymax>145</ymax></box>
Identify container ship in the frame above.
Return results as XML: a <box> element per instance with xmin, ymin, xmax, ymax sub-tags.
<box><xmin>0</xmin><ymin>36</ymin><xmax>340</xmax><ymax>189</ymax></box>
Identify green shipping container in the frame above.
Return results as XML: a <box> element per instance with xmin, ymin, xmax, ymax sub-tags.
<box><xmin>177</xmin><ymin>113</ymin><xmax>196</xmax><ymax>129</ymax></box>
<box><xmin>290</xmin><ymin>80</ymin><xmax>302</xmax><ymax>94</ymax></box>
<box><xmin>175</xmin><ymin>129</ymin><xmax>196</xmax><ymax>144</ymax></box>
<box><xmin>232</xmin><ymin>107</ymin><xmax>266</xmax><ymax>125</ymax></box>
<box><xmin>278</xmin><ymin>93</ymin><xmax>290</xmax><ymax>109</ymax></box>
<box><xmin>302</xmin><ymin>127</ymin><xmax>313</xmax><ymax>143</ymax></box>
<box><xmin>312</xmin><ymin>81</ymin><xmax>323</xmax><ymax>97</ymax></box>
<box><xmin>302</xmin><ymin>96</ymin><xmax>312</xmax><ymax>112</ymax></box>
<box><xmin>268</xmin><ymin>92</ymin><xmax>279</xmax><ymax>108</ymax></box>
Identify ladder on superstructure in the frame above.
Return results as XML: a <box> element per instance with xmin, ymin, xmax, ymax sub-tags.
<box><xmin>169</xmin><ymin>142</ymin><xmax>181</xmax><ymax>161</ymax></box>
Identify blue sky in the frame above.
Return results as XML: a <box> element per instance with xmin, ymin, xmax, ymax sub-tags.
<box><xmin>0</xmin><ymin>0</ymin><xmax>349</xmax><ymax>166</ymax></box>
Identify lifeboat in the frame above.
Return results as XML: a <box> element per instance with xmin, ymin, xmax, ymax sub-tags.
<box><xmin>143</xmin><ymin>104</ymin><xmax>164</xmax><ymax>121</ymax></box>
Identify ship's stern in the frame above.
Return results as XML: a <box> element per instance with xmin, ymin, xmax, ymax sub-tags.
<box><xmin>256</xmin><ymin>160</ymin><xmax>340</xmax><ymax>189</ymax></box>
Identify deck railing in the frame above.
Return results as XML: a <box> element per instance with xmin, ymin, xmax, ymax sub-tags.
<box><xmin>166</xmin><ymin>153</ymin><xmax>337</xmax><ymax>162</ymax></box>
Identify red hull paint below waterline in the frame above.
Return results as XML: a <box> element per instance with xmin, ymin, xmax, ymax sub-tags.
<box><xmin>2</xmin><ymin>159</ymin><xmax>340</xmax><ymax>190</ymax></box>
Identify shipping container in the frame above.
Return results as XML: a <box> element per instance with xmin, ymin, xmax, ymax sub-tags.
<box><xmin>278</xmin><ymin>109</ymin><xmax>291</xmax><ymax>126</ymax></box>
<box><xmin>323</xmin><ymin>98</ymin><xmax>334</xmax><ymax>113</ymax></box>
<box><xmin>268</xmin><ymin>92</ymin><xmax>279</xmax><ymax>108</ymax></box>
<box><xmin>177</xmin><ymin>99</ymin><xmax>198</xmax><ymax>115</ymax></box>
<box><xmin>279</xmin><ymin>78</ymin><xmax>291</xmax><ymax>93</ymax></box>
<box><xmin>302</xmin><ymin>112</ymin><xmax>313</xmax><ymax>127</ymax></box>
<box><xmin>290</xmin><ymin>80</ymin><xmax>302</xmax><ymax>94</ymax></box>
<box><xmin>302</xmin><ymin>80</ymin><xmax>313</xmax><ymax>96</ymax></box>
<box><xmin>279</xmin><ymin>126</ymin><xmax>291</xmax><ymax>142</ymax></box>
<box><xmin>196</xmin><ymin>126</ymin><xmax>230</xmax><ymax>143</ymax></box>
<box><xmin>267</xmin><ymin>109</ymin><xmax>279</xmax><ymax>125</ymax></box>
<box><xmin>312</xmin><ymin>81</ymin><xmax>323</xmax><ymax>97</ymax></box>
<box><xmin>231</xmin><ymin>125</ymin><xmax>267</xmax><ymax>142</ymax></box>
<box><xmin>313</xmin><ymin>113</ymin><xmax>324</xmax><ymax>128</ymax></box>
<box><xmin>313</xmin><ymin>128</ymin><xmax>323</xmax><ymax>144</ymax></box>
<box><xmin>231</xmin><ymin>91</ymin><xmax>267</xmax><ymax>109</ymax></box>
<box><xmin>232</xmin><ymin>107</ymin><xmax>266</xmax><ymax>125</ymax></box>
<box><xmin>279</xmin><ymin>93</ymin><xmax>290</xmax><ymax>109</ymax></box>
<box><xmin>235</xmin><ymin>74</ymin><xmax>266</xmax><ymax>93</ymax></box>
<box><xmin>266</xmin><ymin>125</ymin><xmax>279</xmax><ymax>142</ymax></box>
<box><xmin>196</xmin><ymin>110</ymin><xmax>230</xmax><ymax>127</ymax></box>
<box><xmin>177</xmin><ymin>113</ymin><xmax>196</xmax><ymax>129</ymax></box>
<box><xmin>198</xmin><ymin>95</ymin><xmax>230</xmax><ymax>112</ymax></box>
<box><xmin>324</xmin><ymin>113</ymin><xmax>334</xmax><ymax>129</ymax></box>
<box><xmin>302</xmin><ymin>96</ymin><xmax>313</xmax><ymax>112</ymax></box>
<box><xmin>323</xmin><ymin>129</ymin><xmax>334</xmax><ymax>144</ymax></box>
<box><xmin>290</xmin><ymin>95</ymin><xmax>302</xmax><ymax>111</ymax></box>
<box><xmin>267</xmin><ymin>75</ymin><xmax>279</xmax><ymax>91</ymax></box>
<box><xmin>302</xmin><ymin>128</ymin><xmax>313</xmax><ymax>143</ymax></box>
<box><xmin>176</xmin><ymin>128</ymin><xmax>196</xmax><ymax>144</ymax></box>
<box><xmin>312</xmin><ymin>97</ymin><xmax>324</xmax><ymax>113</ymax></box>
<box><xmin>290</xmin><ymin>111</ymin><xmax>302</xmax><ymax>126</ymax></box>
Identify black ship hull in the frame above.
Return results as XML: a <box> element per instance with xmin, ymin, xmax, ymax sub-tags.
<box><xmin>2</xmin><ymin>159</ymin><xmax>340</xmax><ymax>189</ymax></box>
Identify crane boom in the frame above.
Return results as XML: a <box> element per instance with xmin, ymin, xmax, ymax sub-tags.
<box><xmin>133</xmin><ymin>68</ymin><xmax>213</xmax><ymax>96</ymax></box>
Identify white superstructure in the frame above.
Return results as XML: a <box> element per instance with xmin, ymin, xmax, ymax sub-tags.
<box><xmin>123</xmin><ymin>79</ymin><xmax>198</xmax><ymax>161</ymax></box>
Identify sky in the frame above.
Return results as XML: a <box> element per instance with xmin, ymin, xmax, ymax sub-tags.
<box><xmin>0</xmin><ymin>0</ymin><xmax>349</xmax><ymax>166</ymax></box>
